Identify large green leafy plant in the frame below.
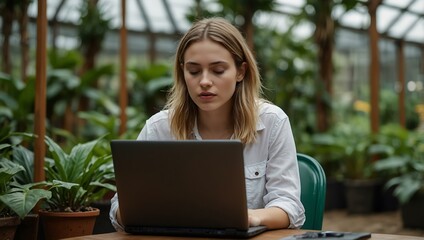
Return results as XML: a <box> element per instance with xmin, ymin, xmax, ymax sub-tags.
<box><xmin>0</xmin><ymin>130</ymin><xmax>50</xmax><ymax>219</ymax></box>
<box><xmin>373</xmin><ymin>126</ymin><xmax>424</xmax><ymax>204</ymax></box>
<box><xmin>305</xmin><ymin>116</ymin><xmax>374</xmax><ymax>180</ymax></box>
<box><xmin>0</xmin><ymin>156</ymin><xmax>50</xmax><ymax>219</ymax></box>
<box><xmin>43</xmin><ymin>136</ymin><xmax>116</xmax><ymax>212</ymax></box>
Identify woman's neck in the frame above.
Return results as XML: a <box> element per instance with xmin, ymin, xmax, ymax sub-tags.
<box><xmin>197</xmin><ymin>110</ymin><xmax>233</xmax><ymax>140</ymax></box>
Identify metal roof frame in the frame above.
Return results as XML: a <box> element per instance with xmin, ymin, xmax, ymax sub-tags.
<box><xmin>26</xmin><ymin>0</ymin><xmax>423</xmax><ymax>48</ymax></box>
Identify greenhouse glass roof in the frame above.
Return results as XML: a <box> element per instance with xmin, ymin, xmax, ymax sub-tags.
<box><xmin>28</xmin><ymin>0</ymin><xmax>424</xmax><ymax>47</ymax></box>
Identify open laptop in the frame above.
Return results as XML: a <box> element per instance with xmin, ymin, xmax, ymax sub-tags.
<box><xmin>110</xmin><ymin>140</ymin><xmax>267</xmax><ymax>238</ymax></box>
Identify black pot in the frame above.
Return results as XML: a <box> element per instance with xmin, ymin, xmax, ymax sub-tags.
<box><xmin>15</xmin><ymin>214</ymin><xmax>39</xmax><ymax>240</ymax></box>
<box><xmin>325</xmin><ymin>178</ymin><xmax>346</xmax><ymax>210</ymax></box>
<box><xmin>92</xmin><ymin>200</ymin><xmax>116</xmax><ymax>234</ymax></box>
<box><xmin>374</xmin><ymin>182</ymin><xmax>399</xmax><ymax>212</ymax></box>
<box><xmin>401</xmin><ymin>191</ymin><xmax>424</xmax><ymax>229</ymax></box>
<box><xmin>344</xmin><ymin>179</ymin><xmax>380</xmax><ymax>214</ymax></box>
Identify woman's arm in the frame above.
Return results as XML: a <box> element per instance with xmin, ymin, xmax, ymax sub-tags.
<box><xmin>257</xmin><ymin>104</ymin><xmax>305</xmax><ymax>229</ymax></box>
<box><xmin>248</xmin><ymin>207</ymin><xmax>289</xmax><ymax>229</ymax></box>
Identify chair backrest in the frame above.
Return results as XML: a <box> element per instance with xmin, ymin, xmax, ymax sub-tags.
<box><xmin>297</xmin><ymin>153</ymin><xmax>326</xmax><ymax>230</ymax></box>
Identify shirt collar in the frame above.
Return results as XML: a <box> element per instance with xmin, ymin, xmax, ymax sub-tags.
<box><xmin>192</xmin><ymin>115</ymin><xmax>265</xmax><ymax>139</ymax></box>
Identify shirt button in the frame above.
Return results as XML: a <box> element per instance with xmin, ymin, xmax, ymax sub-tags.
<box><xmin>255</xmin><ymin>171</ymin><xmax>259</xmax><ymax>176</ymax></box>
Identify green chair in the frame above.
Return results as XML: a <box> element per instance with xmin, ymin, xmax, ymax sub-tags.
<box><xmin>297</xmin><ymin>153</ymin><xmax>326</xmax><ymax>230</ymax></box>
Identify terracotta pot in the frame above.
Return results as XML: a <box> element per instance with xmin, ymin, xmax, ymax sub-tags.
<box><xmin>39</xmin><ymin>208</ymin><xmax>100</xmax><ymax>240</ymax></box>
<box><xmin>0</xmin><ymin>216</ymin><xmax>21</xmax><ymax>240</ymax></box>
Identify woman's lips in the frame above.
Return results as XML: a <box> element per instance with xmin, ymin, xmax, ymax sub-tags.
<box><xmin>199</xmin><ymin>91</ymin><xmax>216</xmax><ymax>100</ymax></box>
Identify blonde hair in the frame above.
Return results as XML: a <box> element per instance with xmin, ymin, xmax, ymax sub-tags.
<box><xmin>165</xmin><ymin>17</ymin><xmax>263</xmax><ymax>144</ymax></box>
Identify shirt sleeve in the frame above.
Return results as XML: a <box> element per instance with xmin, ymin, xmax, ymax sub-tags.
<box><xmin>263</xmin><ymin>113</ymin><xmax>305</xmax><ymax>228</ymax></box>
<box><xmin>136</xmin><ymin>110</ymin><xmax>172</xmax><ymax>140</ymax></box>
<box><xmin>109</xmin><ymin>193</ymin><xmax>124</xmax><ymax>232</ymax></box>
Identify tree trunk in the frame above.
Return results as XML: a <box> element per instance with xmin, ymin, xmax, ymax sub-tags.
<box><xmin>77</xmin><ymin>0</ymin><xmax>102</xmax><ymax>132</ymax></box>
<box><xmin>242</xmin><ymin>5</ymin><xmax>255</xmax><ymax>53</ymax></box>
<box><xmin>314</xmin><ymin>0</ymin><xmax>334</xmax><ymax>132</ymax></box>
<box><xmin>119</xmin><ymin>0</ymin><xmax>128</xmax><ymax>135</ymax></box>
<box><xmin>1</xmin><ymin>0</ymin><xmax>15</xmax><ymax>74</ymax></box>
<box><xmin>396</xmin><ymin>40</ymin><xmax>406</xmax><ymax>128</ymax></box>
<box><xmin>368</xmin><ymin>0</ymin><xmax>381</xmax><ymax>134</ymax></box>
<box><xmin>18</xmin><ymin>1</ymin><xmax>30</xmax><ymax>82</ymax></box>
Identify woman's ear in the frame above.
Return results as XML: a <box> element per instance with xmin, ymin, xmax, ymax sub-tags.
<box><xmin>236</xmin><ymin>62</ymin><xmax>247</xmax><ymax>82</ymax></box>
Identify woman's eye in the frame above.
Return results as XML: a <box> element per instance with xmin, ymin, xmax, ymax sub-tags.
<box><xmin>188</xmin><ymin>70</ymin><xmax>200</xmax><ymax>75</ymax></box>
<box><xmin>213</xmin><ymin>69</ymin><xmax>225</xmax><ymax>75</ymax></box>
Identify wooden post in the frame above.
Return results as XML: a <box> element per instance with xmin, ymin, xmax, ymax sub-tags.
<box><xmin>34</xmin><ymin>0</ymin><xmax>47</xmax><ymax>183</ymax></box>
<box><xmin>119</xmin><ymin>0</ymin><xmax>128</xmax><ymax>135</ymax></box>
<box><xmin>396</xmin><ymin>40</ymin><xmax>406</xmax><ymax>128</ymax></box>
<box><xmin>368</xmin><ymin>0</ymin><xmax>381</xmax><ymax>135</ymax></box>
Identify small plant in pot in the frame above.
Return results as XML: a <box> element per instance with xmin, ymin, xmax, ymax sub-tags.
<box><xmin>0</xmin><ymin>131</ymin><xmax>54</xmax><ymax>240</ymax></box>
<box><xmin>374</xmin><ymin>129</ymin><xmax>424</xmax><ymax>229</ymax></box>
<box><xmin>306</xmin><ymin>133</ymin><xmax>347</xmax><ymax>211</ymax></box>
<box><xmin>312</xmin><ymin>116</ymin><xmax>378</xmax><ymax>213</ymax></box>
<box><xmin>0</xmin><ymin>157</ymin><xmax>51</xmax><ymax>240</ymax></box>
<box><xmin>39</xmin><ymin>136</ymin><xmax>116</xmax><ymax>240</ymax></box>
<box><xmin>342</xmin><ymin>134</ymin><xmax>380</xmax><ymax>215</ymax></box>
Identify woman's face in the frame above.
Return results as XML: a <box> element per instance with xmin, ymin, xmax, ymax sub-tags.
<box><xmin>182</xmin><ymin>39</ymin><xmax>245</xmax><ymax>115</ymax></box>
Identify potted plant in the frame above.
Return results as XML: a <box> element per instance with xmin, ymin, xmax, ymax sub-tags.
<box><xmin>313</xmin><ymin>116</ymin><xmax>380</xmax><ymax>214</ymax></box>
<box><xmin>374</xmin><ymin>129</ymin><xmax>424</xmax><ymax>229</ymax></box>
<box><xmin>39</xmin><ymin>136</ymin><xmax>116</xmax><ymax>240</ymax></box>
<box><xmin>0</xmin><ymin>157</ymin><xmax>51</xmax><ymax>240</ymax></box>
<box><xmin>369</xmin><ymin>124</ymin><xmax>412</xmax><ymax>212</ymax></box>
<box><xmin>342</xmin><ymin>128</ymin><xmax>380</xmax><ymax>215</ymax></box>
<box><xmin>1</xmin><ymin>132</ymin><xmax>85</xmax><ymax>240</ymax></box>
<box><xmin>305</xmin><ymin>132</ymin><xmax>347</xmax><ymax>211</ymax></box>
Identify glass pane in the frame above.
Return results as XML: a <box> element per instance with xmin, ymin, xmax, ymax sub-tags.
<box><xmin>275</xmin><ymin>0</ymin><xmax>304</xmax><ymax>15</ymax></box>
<box><xmin>377</xmin><ymin>5</ymin><xmax>400</xmax><ymax>33</ymax></box>
<box><xmin>409</xmin><ymin>0</ymin><xmax>424</xmax><ymax>12</ymax></box>
<box><xmin>384</xmin><ymin>0</ymin><xmax>415</xmax><ymax>8</ymax></box>
<box><xmin>126</xmin><ymin>0</ymin><xmax>146</xmax><ymax>31</ymax></box>
<box><xmin>277</xmin><ymin>0</ymin><xmax>306</xmax><ymax>9</ymax></box>
<box><xmin>143</xmin><ymin>0</ymin><xmax>171</xmax><ymax>33</ymax></box>
<box><xmin>405</xmin><ymin>18</ymin><xmax>424</xmax><ymax>42</ymax></box>
<box><xmin>166</xmin><ymin>0</ymin><xmax>192</xmax><ymax>32</ymax></box>
<box><xmin>389</xmin><ymin>13</ymin><xmax>419</xmax><ymax>38</ymax></box>
<box><xmin>93</xmin><ymin>1</ymin><xmax>119</xmax><ymax>29</ymax></box>
<box><xmin>339</xmin><ymin>7</ymin><xmax>369</xmax><ymax>29</ymax></box>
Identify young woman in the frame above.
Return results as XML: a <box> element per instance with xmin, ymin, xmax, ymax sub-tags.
<box><xmin>110</xmin><ymin>17</ymin><xmax>305</xmax><ymax>230</ymax></box>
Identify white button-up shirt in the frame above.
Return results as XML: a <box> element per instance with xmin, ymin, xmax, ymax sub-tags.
<box><xmin>110</xmin><ymin>102</ymin><xmax>305</xmax><ymax>230</ymax></box>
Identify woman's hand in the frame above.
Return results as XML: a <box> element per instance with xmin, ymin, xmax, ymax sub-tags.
<box><xmin>248</xmin><ymin>209</ymin><xmax>261</xmax><ymax>226</ymax></box>
<box><xmin>248</xmin><ymin>207</ymin><xmax>290</xmax><ymax>229</ymax></box>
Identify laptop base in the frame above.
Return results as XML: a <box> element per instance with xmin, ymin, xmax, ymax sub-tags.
<box><xmin>125</xmin><ymin>225</ymin><xmax>267</xmax><ymax>238</ymax></box>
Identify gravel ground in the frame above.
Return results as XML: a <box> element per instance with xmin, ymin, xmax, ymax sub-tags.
<box><xmin>322</xmin><ymin>210</ymin><xmax>424</xmax><ymax>238</ymax></box>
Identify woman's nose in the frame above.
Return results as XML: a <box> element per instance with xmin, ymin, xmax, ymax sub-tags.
<box><xmin>199</xmin><ymin>72</ymin><xmax>212</xmax><ymax>87</ymax></box>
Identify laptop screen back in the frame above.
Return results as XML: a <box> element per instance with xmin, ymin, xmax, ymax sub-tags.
<box><xmin>111</xmin><ymin>140</ymin><xmax>250</xmax><ymax>231</ymax></box>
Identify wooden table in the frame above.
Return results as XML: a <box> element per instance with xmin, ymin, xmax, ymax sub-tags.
<box><xmin>64</xmin><ymin>229</ymin><xmax>424</xmax><ymax>240</ymax></box>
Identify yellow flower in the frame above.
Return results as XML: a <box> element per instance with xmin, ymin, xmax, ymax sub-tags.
<box><xmin>353</xmin><ymin>100</ymin><xmax>370</xmax><ymax>113</ymax></box>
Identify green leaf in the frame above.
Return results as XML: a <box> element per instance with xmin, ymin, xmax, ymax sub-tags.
<box><xmin>44</xmin><ymin>136</ymin><xmax>68</xmax><ymax>179</ymax></box>
<box><xmin>50</xmin><ymin>180</ymin><xmax>79</xmax><ymax>190</ymax></box>
<box><xmin>0</xmin><ymin>188</ymin><xmax>51</xmax><ymax>219</ymax></box>
<box><xmin>90</xmin><ymin>182</ymin><xmax>116</xmax><ymax>193</ymax></box>
<box><xmin>0</xmin><ymin>160</ymin><xmax>24</xmax><ymax>185</ymax></box>
<box><xmin>373</xmin><ymin>156</ymin><xmax>407</xmax><ymax>172</ymax></box>
<box><xmin>12</xmin><ymin>146</ymin><xmax>35</xmax><ymax>184</ymax></box>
